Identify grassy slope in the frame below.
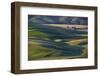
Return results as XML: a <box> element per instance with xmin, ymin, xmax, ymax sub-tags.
<box><xmin>65</xmin><ymin>38</ymin><xmax>88</xmax><ymax>58</ymax></box>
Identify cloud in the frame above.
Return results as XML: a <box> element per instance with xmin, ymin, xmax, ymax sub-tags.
<box><xmin>59</xmin><ymin>17</ymin><xmax>67</xmax><ymax>22</ymax></box>
<box><xmin>42</xmin><ymin>16</ymin><xmax>55</xmax><ymax>23</ymax></box>
<box><xmin>28</xmin><ymin>15</ymin><xmax>88</xmax><ymax>25</ymax></box>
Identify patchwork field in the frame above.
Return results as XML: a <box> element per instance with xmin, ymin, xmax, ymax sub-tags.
<box><xmin>28</xmin><ymin>24</ymin><xmax>88</xmax><ymax>60</ymax></box>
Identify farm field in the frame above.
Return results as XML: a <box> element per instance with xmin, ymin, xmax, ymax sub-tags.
<box><xmin>28</xmin><ymin>24</ymin><xmax>88</xmax><ymax>60</ymax></box>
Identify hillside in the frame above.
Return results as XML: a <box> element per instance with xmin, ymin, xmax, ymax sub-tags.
<box><xmin>28</xmin><ymin>23</ymin><xmax>88</xmax><ymax>60</ymax></box>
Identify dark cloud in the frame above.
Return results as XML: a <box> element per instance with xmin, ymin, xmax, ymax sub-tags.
<box><xmin>28</xmin><ymin>15</ymin><xmax>88</xmax><ymax>25</ymax></box>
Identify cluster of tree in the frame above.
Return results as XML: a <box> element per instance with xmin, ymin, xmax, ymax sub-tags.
<box><xmin>66</xmin><ymin>26</ymin><xmax>88</xmax><ymax>30</ymax></box>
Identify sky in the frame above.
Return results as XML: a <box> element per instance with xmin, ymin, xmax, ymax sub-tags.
<box><xmin>28</xmin><ymin>15</ymin><xmax>88</xmax><ymax>25</ymax></box>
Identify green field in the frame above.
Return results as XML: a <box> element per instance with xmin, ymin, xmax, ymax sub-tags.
<box><xmin>28</xmin><ymin>24</ymin><xmax>88</xmax><ymax>60</ymax></box>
